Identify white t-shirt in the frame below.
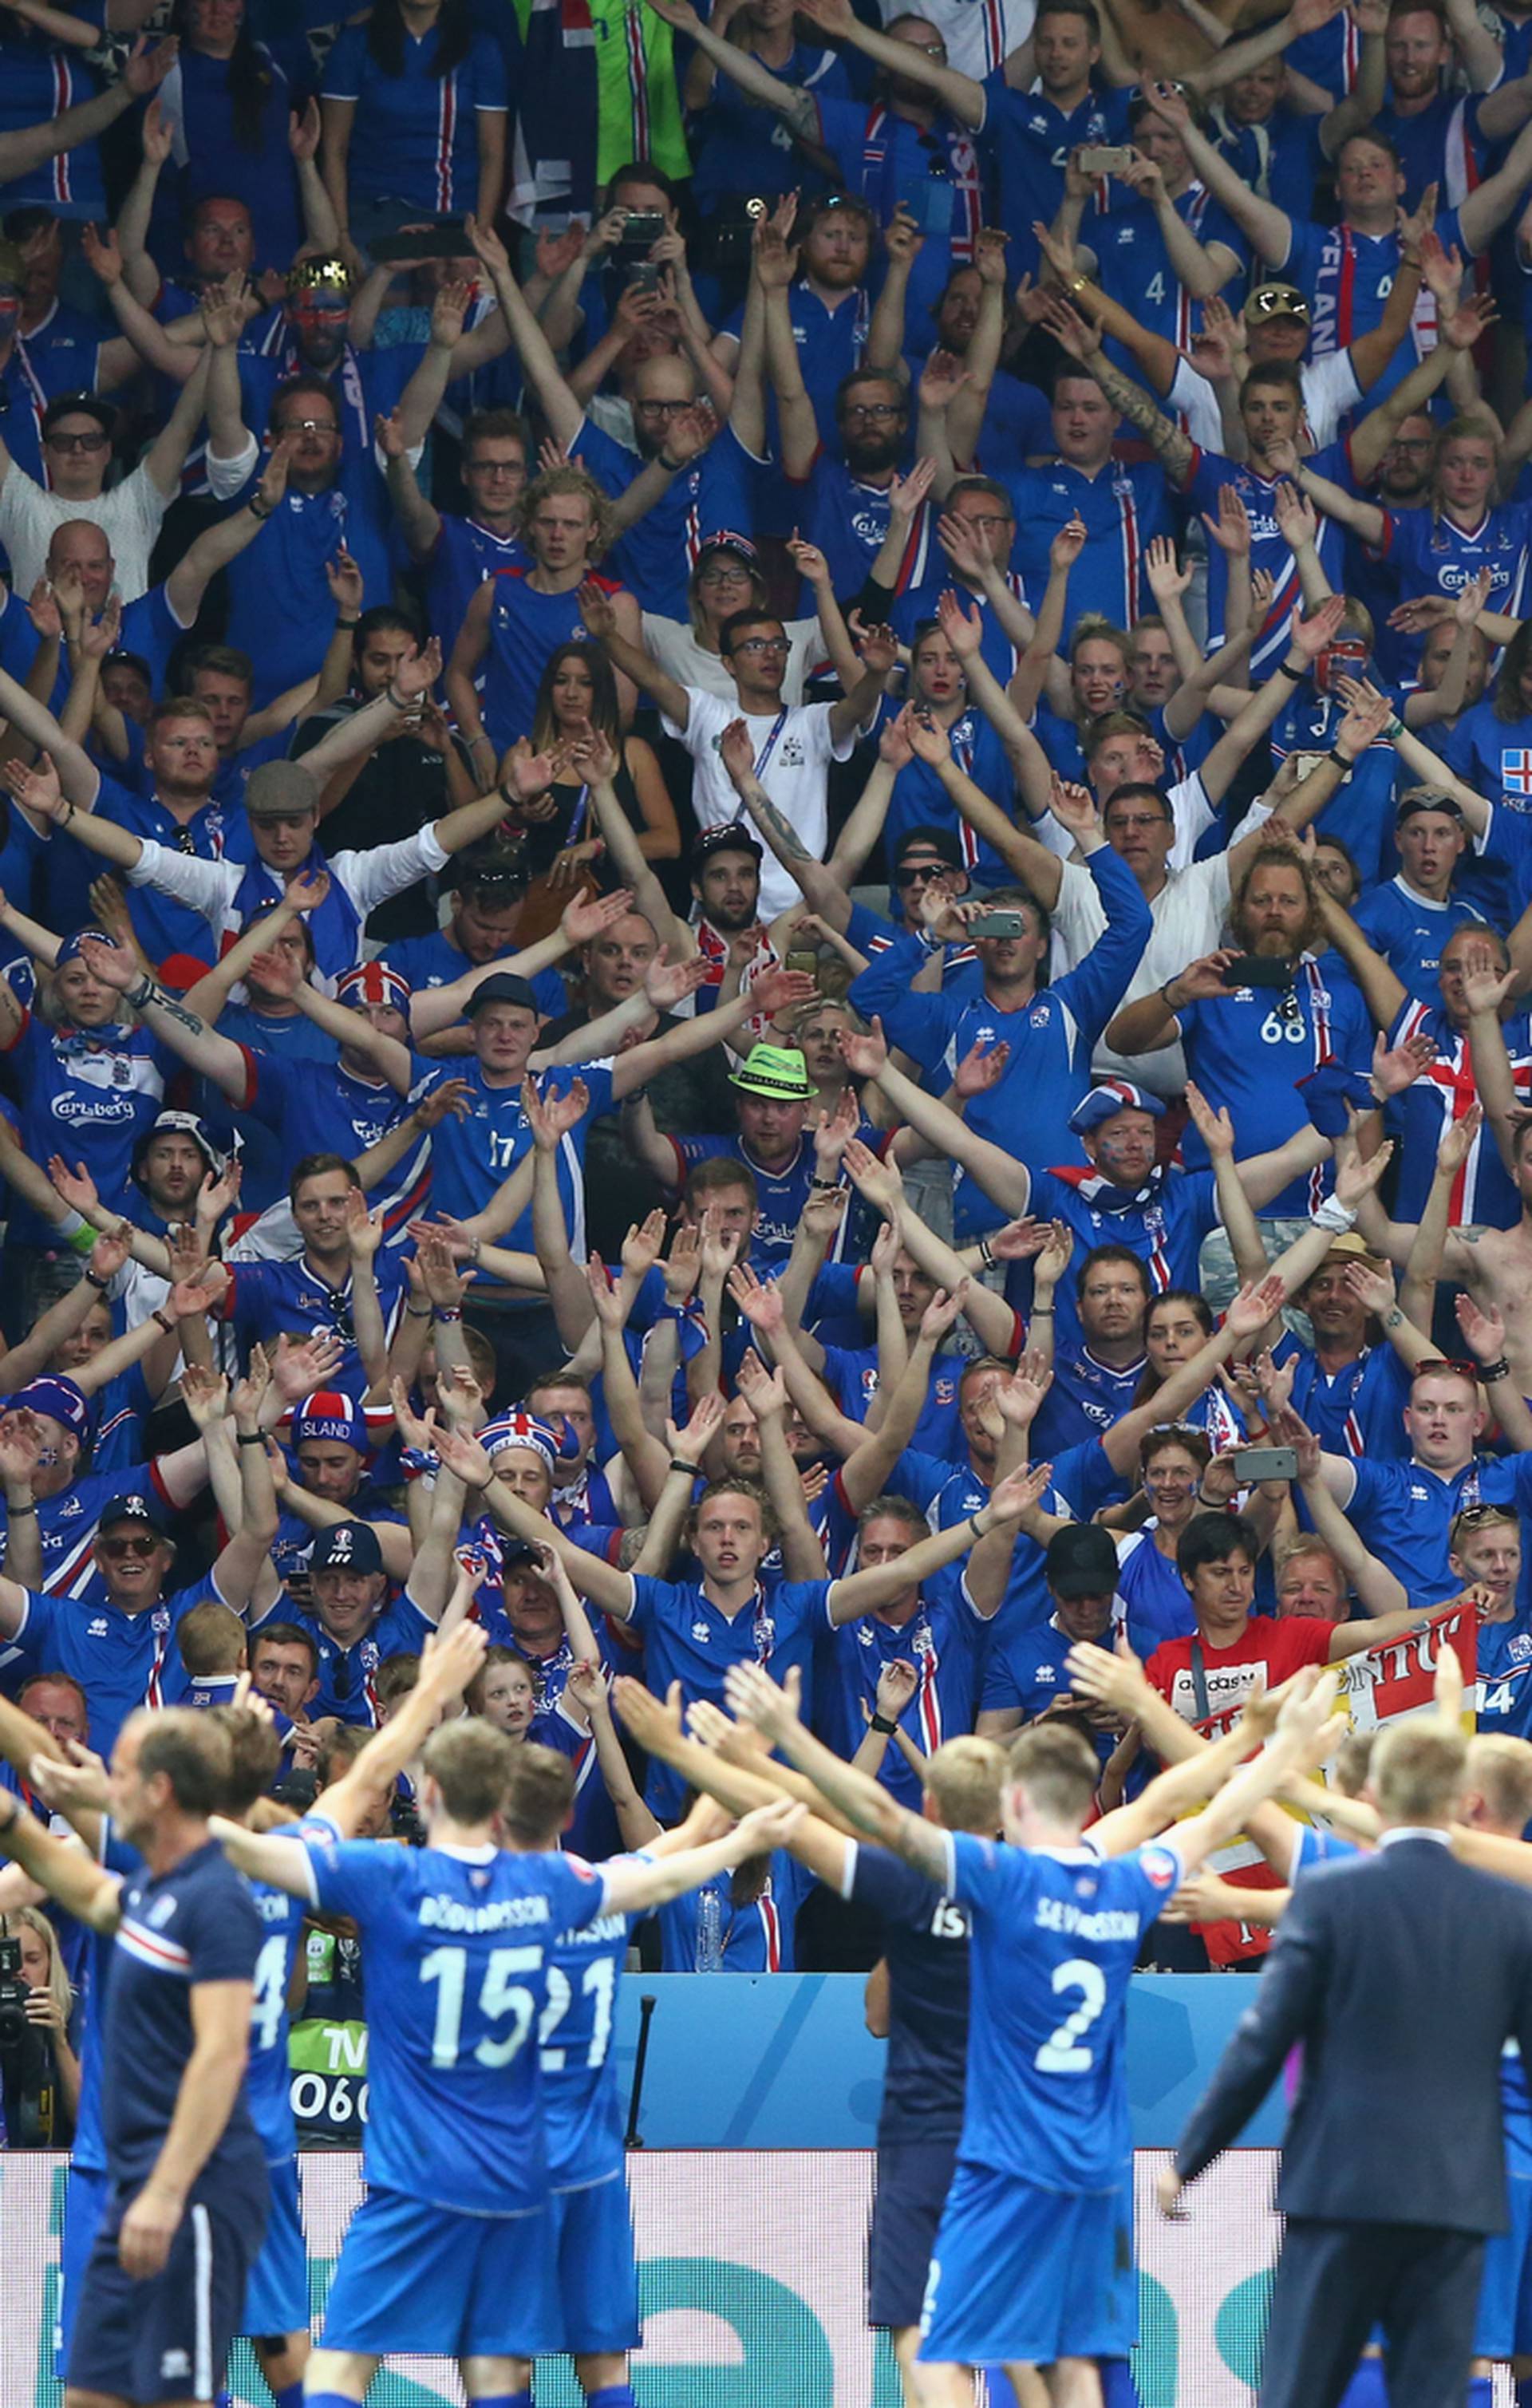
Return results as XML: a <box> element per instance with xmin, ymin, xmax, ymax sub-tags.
<box><xmin>1169</xmin><ymin>349</ymin><xmax>1363</xmax><ymax>457</ymax></box>
<box><xmin>1052</xmin><ymin>848</ymin><xmax>1235</xmax><ymax>1097</ymax></box>
<box><xmin>662</xmin><ymin>685</ymin><xmax>859</xmax><ymax>918</ymax></box>
<box><xmin>0</xmin><ymin>460</ymin><xmax>168</xmax><ymax>604</ymax></box>
<box><xmin>892</xmin><ymin>0</ymin><xmax>1033</xmax><ymax>79</ymax></box>
<box><xmin>643</xmin><ymin>613</ymin><xmax>823</xmax><ymax>709</ymax></box>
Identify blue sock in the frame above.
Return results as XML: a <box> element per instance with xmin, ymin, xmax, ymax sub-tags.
<box><xmin>585</xmin><ymin>2389</ymin><xmax>637</xmax><ymax>2408</ymax></box>
<box><xmin>1098</xmin><ymin>2365</ymin><xmax>1140</xmax><ymax>2408</ymax></box>
<box><xmin>1337</xmin><ymin>2362</ymin><xmax>1389</xmax><ymax>2408</ymax></box>
<box><xmin>1466</xmin><ymin>2380</ymin><xmax>1493</xmax><ymax>2408</ymax></box>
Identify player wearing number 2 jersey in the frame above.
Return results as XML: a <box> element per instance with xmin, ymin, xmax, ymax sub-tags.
<box><xmin>213</xmin><ymin>1712</ymin><xmax>800</xmax><ymax>2408</ymax></box>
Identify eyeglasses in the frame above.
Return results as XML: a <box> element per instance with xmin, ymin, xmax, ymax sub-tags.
<box><xmin>954</xmin><ymin>511</ymin><xmax>1011</xmax><ymax>530</ymax></box>
<box><xmin>697</xmin><ymin>564</ymin><xmax>752</xmax><ymax>585</ymax></box>
<box><xmin>904</xmin><ymin>38</ymin><xmax>946</xmax><ymax>53</ymax></box>
<box><xmin>732</xmin><ymin>636</ymin><xmax>789</xmax><ymax>656</ymax></box>
<box><xmin>99</xmin><ymin>1534</ymin><xmax>157</xmax><ymax>1559</ymax></box>
<box><xmin>47</xmin><ymin>429</ymin><xmax>107</xmax><ymax>452</ymax></box>
<box><xmin>843</xmin><ymin>402</ymin><xmax>902</xmax><ymax>424</ymax></box>
<box><xmin>634</xmin><ymin>398</ymin><xmax>692</xmax><ymax>418</ymax></box>
<box><xmin>277</xmin><ymin>417</ymin><xmax>339</xmax><ymax>436</ymax></box>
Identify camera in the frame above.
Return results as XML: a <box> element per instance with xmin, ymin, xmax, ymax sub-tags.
<box><xmin>0</xmin><ymin>1936</ymin><xmax>30</xmax><ymax>2053</ymax></box>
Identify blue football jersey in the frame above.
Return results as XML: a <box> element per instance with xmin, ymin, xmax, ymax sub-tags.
<box><xmin>943</xmin><ymin>1830</ymin><xmax>1183</xmax><ymax>2189</ymax></box>
<box><xmin>300</xmin><ymin>1834</ymin><xmax>609</xmax><ymax>2213</ymax></box>
<box><xmin>539</xmin><ymin>1871</ymin><xmax>633</xmax><ymax>2187</ymax></box>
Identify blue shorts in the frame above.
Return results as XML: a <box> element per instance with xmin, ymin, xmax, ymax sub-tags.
<box><xmin>919</xmin><ymin>2164</ymin><xmax>1136</xmax><ymax>2367</ymax></box>
<box><xmin>68</xmin><ymin>2177</ymin><xmax>267</xmax><ymax>2406</ymax></box>
<box><xmin>244</xmin><ymin>2155</ymin><xmax>307</xmax><ymax>2339</ymax></box>
<box><xmin>870</xmin><ymin>2137</ymin><xmax>959</xmax><ymax>2331</ymax></box>
<box><xmin>548</xmin><ymin>2172</ymin><xmax>640</xmax><ymax>2352</ymax></box>
<box><xmin>55</xmin><ymin>2161</ymin><xmax>110</xmax><ymax>2375</ymax></box>
<box><xmin>321</xmin><ymin>2183</ymin><xmax>560</xmax><ymax>2358</ymax></box>
<box><xmin>1477</xmin><ymin>2172</ymin><xmax>1532</xmax><ymax>2358</ymax></box>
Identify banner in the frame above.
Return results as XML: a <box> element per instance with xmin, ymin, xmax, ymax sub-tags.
<box><xmin>1192</xmin><ymin>1604</ymin><xmax>1478</xmax><ymax>1966</ymax></box>
<box><xmin>2</xmin><ymin>2149</ymin><xmax>1516</xmax><ymax>2407</ymax></box>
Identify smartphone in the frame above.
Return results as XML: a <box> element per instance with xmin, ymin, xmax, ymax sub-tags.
<box><xmin>968</xmin><ymin>910</ymin><xmax>1028</xmax><ymax>938</ymax></box>
<box><xmin>615</xmin><ymin>209</ymin><xmax>665</xmax><ymax>257</ymax></box>
<box><xmin>624</xmin><ymin>262</ymin><xmax>664</xmax><ymax>294</ymax></box>
<box><xmin>785</xmin><ymin>947</ymin><xmax>819</xmax><ymax>978</ymax></box>
<box><xmin>371</xmin><ymin>215</ymin><xmax>470</xmax><ymax>262</ymax></box>
<box><xmin>1231</xmin><ymin>1446</ymin><xmax>1299</xmax><ymax>1483</ymax></box>
<box><xmin>901</xmin><ymin>180</ymin><xmax>954</xmax><ymax>236</ymax></box>
<box><xmin>1221</xmin><ymin>953</ymin><xmax>1293</xmax><ymax>989</ymax></box>
<box><xmin>1077</xmin><ymin>144</ymin><xmax>1133</xmax><ymax>176</ymax></box>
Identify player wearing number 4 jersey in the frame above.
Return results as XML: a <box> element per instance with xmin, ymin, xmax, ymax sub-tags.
<box><xmin>721</xmin><ymin>1657</ymin><xmax>1338</xmax><ymax>2406</ymax></box>
<box><xmin>215</xmin><ymin>1695</ymin><xmax>802</xmax><ymax>2408</ymax></box>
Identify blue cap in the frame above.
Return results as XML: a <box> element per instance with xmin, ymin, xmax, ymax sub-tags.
<box><xmin>310</xmin><ymin>1522</ymin><xmax>383</xmax><ymax>1577</ymax></box>
<box><xmin>7</xmin><ymin>1376</ymin><xmax>89</xmax><ymax>1439</ymax></box>
<box><xmin>1068</xmin><ymin>1081</ymin><xmax>1166</xmax><ymax>1136</ymax></box>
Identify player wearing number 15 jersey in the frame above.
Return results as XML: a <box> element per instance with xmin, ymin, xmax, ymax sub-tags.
<box><xmin>214</xmin><ymin>1719</ymin><xmax>800</xmax><ymax>2408</ymax></box>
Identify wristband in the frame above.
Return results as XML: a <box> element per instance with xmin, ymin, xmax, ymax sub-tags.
<box><xmin>1480</xmin><ymin>1356</ymin><xmax>1511</xmax><ymax>1383</ymax></box>
<box><xmin>6</xmin><ymin>1500</ymin><xmax>35</xmax><ymax>1516</ymax></box>
<box><xmin>1274</xmin><ymin>659</ymin><xmax>1304</xmax><ymax>681</ymax></box>
<box><xmin>125</xmin><ymin>974</ymin><xmax>156</xmax><ymax>1012</ymax></box>
<box><xmin>967</xmin><ymin>1512</ymin><xmax>988</xmax><ymax>1542</ymax></box>
<box><xmin>1384</xmin><ymin>715</ymin><xmax>1404</xmax><ymax>740</ymax></box>
<box><xmin>405</xmin><ymin>1302</ymin><xmax>432</xmax><ymax>1320</ymax></box>
<box><xmin>152</xmin><ymin>1309</ymin><xmax>175</xmax><ymax>1333</ymax></box>
<box><xmin>669</xmin><ymin>1455</ymin><xmax>697</xmax><ymax>1476</ymax></box>
<box><xmin>870</xmin><ymin>1712</ymin><xmax>898</xmax><ymax>1735</ymax></box>
<box><xmin>809</xmin><ymin>1175</ymin><xmax>841</xmax><ymax>1191</ymax></box>
<box><xmin>247</xmin><ymin>492</ymin><xmax>273</xmax><ymax>522</ymax></box>
<box><xmin>1332</xmin><ymin>748</ymin><xmax>1356</xmax><ymax>774</ymax></box>
<box><xmin>1030</xmin><ymin>1305</ymin><xmax>1054</xmax><ymax>1317</ymax></box>
<box><xmin>64</xmin><ymin>1221</ymin><xmax>97</xmax><ymax>1258</ymax></box>
<box><xmin>657</xmin><ymin>452</ymin><xmax>686</xmax><ymax>474</ymax></box>
<box><xmin>978</xmin><ymin>1236</ymin><xmax>996</xmax><ymax>1269</ymax></box>
<box><xmin>385</xmin><ymin>681</ymin><xmax>416</xmax><ymax>712</ymax></box>
<box><xmin>61</xmin><ymin>799</ymin><xmax>77</xmax><ymax>826</ymax></box>
<box><xmin>468</xmin><ymin>731</ymin><xmax>495</xmax><ymax>753</ymax></box>
<box><xmin>1312</xmin><ymin>1194</ymin><xmax>1358</xmax><ymax>1235</ymax></box>
<box><xmin>235</xmin><ymin>1431</ymin><xmax>264</xmax><ymax>1446</ymax></box>
<box><xmin>336</xmin><ymin>614</ymin><xmax>360</xmax><ymax>630</ymax></box>
<box><xmin>83</xmin><ymin>1267</ymin><xmax>109</xmax><ymax>1291</ymax></box>
<box><xmin>432</xmin><ymin>1306</ymin><xmax>464</xmax><ymax>1324</ymax></box>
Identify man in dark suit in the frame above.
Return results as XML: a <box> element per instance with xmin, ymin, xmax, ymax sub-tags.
<box><xmin>1161</xmin><ymin>1718</ymin><xmax>1532</xmax><ymax>2408</ymax></box>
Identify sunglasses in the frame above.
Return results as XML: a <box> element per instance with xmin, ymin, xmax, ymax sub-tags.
<box><xmin>47</xmin><ymin>428</ymin><xmax>108</xmax><ymax>452</ymax></box>
<box><xmin>894</xmin><ymin>863</ymin><xmax>951</xmax><ymax>886</ymax></box>
<box><xmin>99</xmin><ymin>1534</ymin><xmax>158</xmax><ymax>1559</ymax></box>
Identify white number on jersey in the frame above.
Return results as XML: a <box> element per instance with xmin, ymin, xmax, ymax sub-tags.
<box><xmin>1146</xmin><ymin>271</ymin><xmax>1166</xmax><ymax>306</ymax></box>
<box><xmin>1260</xmin><ymin>1009</ymin><xmax>1309</xmax><ymax>1045</ymax></box>
<box><xmin>1034</xmin><ymin>1956</ymin><xmax>1109</xmax><ymax>2072</ymax></box>
<box><xmin>420</xmin><ymin>1942</ymin><xmax>541</xmax><ymax>2068</ymax></box>
<box><xmin>539</xmin><ymin>1955</ymin><xmax>618</xmax><ymax>2070</ymax></box>
<box><xmin>251</xmin><ymin>1933</ymin><xmax>288</xmax><ymax>2053</ymax></box>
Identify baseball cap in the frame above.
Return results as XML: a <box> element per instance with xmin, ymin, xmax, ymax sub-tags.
<box><xmin>481</xmin><ymin>1411</ymin><xmax>560</xmax><ymax>1471</ymax></box>
<box><xmin>1396</xmin><ymin>788</ymin><xmax>1465</xmax><ymax>825</ymax></box>
<box><xmin>8</xmin><ymin>1376</ymin><xmax>89</xmax><ymax>1439</ymax></box>
<box><xmin>691</xmin><ymin>822</ymin><xmax>764</xmax><ymax>870</ymax></box>
<box><xmin>893</xmin><ymin>825</ymin><xmax>964</xmax><ymax>872</ymax></box>
<box><xmin>1245</xmin><ymin>281</ymin><xmax>1310</xmax><ymax>325</ymax></box>
<box><xmin>337</xmin><ymin>962</ymin><xmax>413</xmax><ymax>1013</ymax></box>
<box><xmin>695</xmin><ymin>531</ymin><xmax>759</xmax><ymax>569</ymax></box>
<box><xmin>98</xmin><ymin>1493</ymin><xmax>168</xmax><ymax>1539</ymax></box>
<box><xmin>244</xmin><ymin>760</ymin><xmax>319</xmax><ymax>821</ymax></box>
<box><xmin>55</xmin><ymin>927</ymin><xmax>120</xmax><ymax>969</ymax></box>
<box><xmin>728</xmin><ymin>1042</ymin><xmax>815</xmax><ymax>1099</ymax></box>
<box><xmin>466</xmin><ymin>973</ymin><xmax>539</xmax><ymax>1016</ymax></box>
<box><xmin>41</xmin><ymin>392</ymin><xmax>116</xmax><ymax>440</ymax></box>
<box><xmin>292</xmin><ymin>1390</ymin><xmax>372</xmax><ymax>1455</ymax></box>
<box><xmin>310</xmin><ymin>1522</ymin><xmax>383</xmax><ymax>1576</ymax></box>
<box><xmin>131</xmin><ymin>1109</ymin><xmax>227</xmax><ymax>1188</ymax></box>
<box><xmin>1069</xmin><ymin>1080</ymin><xmax>1167</xmax><ymax>1136</ymax></box>
<box><xmin>1045</xmin><ymin>1522</ymin><xmax>1119</xmax><ymax>1601</ymax></box>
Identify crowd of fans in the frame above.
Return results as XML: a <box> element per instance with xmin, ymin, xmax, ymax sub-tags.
<box><xmin>5</xmin><ymin>0</ymin><xmax>1532</xmax><ymax>2109</ymax></box>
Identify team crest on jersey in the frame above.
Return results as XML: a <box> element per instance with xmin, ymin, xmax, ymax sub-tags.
<box><xmin>1029</xmin><ymin>1007</ymin><xmax>1049</xmax><ymax>1028</ymax></box>
<box><xmin>691</xmin><ymin>1620</ymin><xmax>711</xmax><ymax>1643</ymax></box>
<box><xmin>148</xmin><ymin>1896</ymin><xmax>177</xmax><ymax>1928</ymax></box>
<box><xmin>58</xmin><ymin>1497</ymin><xmax>81</xmax><ymax>1518</ymax></box>
<box><xmin>1139</xmin><ymin>1843</ymin><xmax>1180</xmax><ymax>1890</ymax></box>
<box><xmin>934</xmin><ymin>1376</ymin><xmax>956</xmax><ymax>1405</ymax></box>
<box><xmin>1512</xmin><ymin>1635</ymin><xmax>1532</xmax><ymax>1663</ymax></box>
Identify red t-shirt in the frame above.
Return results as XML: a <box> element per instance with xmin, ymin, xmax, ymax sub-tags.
<box><xmin>1147</xmin><ymin>1616</ymin><xmax>1333</xmax><ymax>1723</ymax></box>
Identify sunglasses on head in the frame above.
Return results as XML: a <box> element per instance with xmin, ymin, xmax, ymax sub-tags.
<box><xmin>1248</xmin><ymin>287</ymin><xmax>1310</xmax><ymax>321</ymax></box>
